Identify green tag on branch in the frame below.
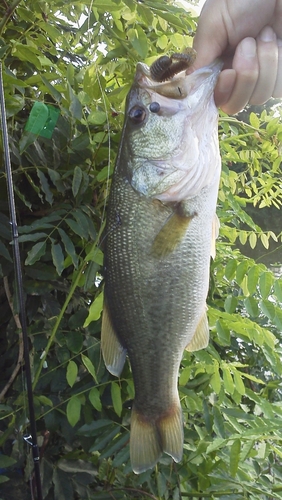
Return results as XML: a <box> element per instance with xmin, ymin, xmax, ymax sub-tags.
<box><xmin>25</xmin><ymin>101</ymin><xmax>60</xmax><ymax>139</ymax></box>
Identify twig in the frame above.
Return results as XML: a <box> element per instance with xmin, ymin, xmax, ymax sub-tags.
<box><xmin>0</xmin><ymin>276</ymin><xmax>24</xmax><ymax>401</ymax></box>
<box><xmin>0</xmin><ymin>0</ymin><xmax>23</xmax><ymax>36</ymax></box>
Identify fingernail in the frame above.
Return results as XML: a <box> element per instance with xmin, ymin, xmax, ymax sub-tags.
<box><xmin>239</xmin><ymin>38</ymin><xmax>256</xmax><ymax>58</ymax></box>
<box><xmin>259</xmin><ymin>26</ymin><xmax>276</xmax><ymax>42</ymax></box>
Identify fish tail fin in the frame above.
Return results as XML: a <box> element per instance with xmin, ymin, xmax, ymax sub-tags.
<box><xmin>130</xmin><ymin>401</ymin><xmax>183</xmax><ymax>474</ymax></box>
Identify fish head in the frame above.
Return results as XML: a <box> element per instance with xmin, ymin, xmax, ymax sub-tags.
<box><xmin>120</xmin><ymin>58</ymin><xmax>223</xmax><ymax>201</ymax></box>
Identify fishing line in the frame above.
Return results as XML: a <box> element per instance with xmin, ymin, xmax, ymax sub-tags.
<box><xmin>0</xmin><ymin>62</ymin><xmax>43</xmax><ymax>500</ymax></box>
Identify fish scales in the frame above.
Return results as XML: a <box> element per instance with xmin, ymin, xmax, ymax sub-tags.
<box><xmin>101</xmin><ymin>54</ymin><xmax>222</xmax><ymax>474</ymax></box>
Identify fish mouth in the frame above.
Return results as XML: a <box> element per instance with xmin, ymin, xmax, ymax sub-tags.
<box><xmin>135</xmin><ymin>59</ymin><xmax>223</xmax><ymax>100</ymax></box>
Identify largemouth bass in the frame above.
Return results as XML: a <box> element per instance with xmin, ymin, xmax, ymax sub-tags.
<box><xmin>101</xmin><ymin>53</ymin><xmax>222</xmax><ymax>474</ymax></box>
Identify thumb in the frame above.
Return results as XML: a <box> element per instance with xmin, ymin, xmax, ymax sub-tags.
<box><xmin>193</xmin><ymin>27</ymin><xmax>225</xmax><ymax>69</ymax></box>
<box><xmin>192</xmin><ymin>0</ymin><xmax>228</xmax><ymax>69</ymax></box>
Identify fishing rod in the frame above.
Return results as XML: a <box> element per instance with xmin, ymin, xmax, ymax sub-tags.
<box><xmin>0</xmin><ymin>62</ymin><xmax>43</xmax><ymax>500</ymax></box>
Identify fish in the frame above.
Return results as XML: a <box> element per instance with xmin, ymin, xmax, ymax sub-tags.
<box><xmin>101</xmin><ymin>52</ymin><xmax>222</xmax><ymax>474</ymax></box>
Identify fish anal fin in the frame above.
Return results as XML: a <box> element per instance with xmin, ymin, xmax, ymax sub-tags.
<box><xmin>101</xmin><ymin>299</ymin><xmax>126</xmax><ymax>377</ymax></box>
<box><xmin>130</xmin><ymin>408</ymin><xmax>162</xmax><ymax>474</ymax></box>
<box><xmin>151</xmin><ymin>209</ymin><xmax>195</xmax><ymax>259</ymax></box>
<box><xmin>158</xmin><ymin>402</ymin><xmax>183</xmax><ymax>463</ymax></box>
<box><xmin>211</xmin><ymin>213</ymin><xmax>220</xmax><ymax>259</ymax></box>
<box><xmin>185</xmin><ymin>310</ymin><xmax>209</xmax><ymax>352</ymax></box>
<box><xmin>130</xmin><ymin>400</ymin><xmax>183</xmax><ymax>474</ymax></box>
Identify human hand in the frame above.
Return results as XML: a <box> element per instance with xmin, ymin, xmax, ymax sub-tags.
<box><xmin>193</xmin><ymin>0</ymin><xmax>282</xmax><ymax>114</ymax></box>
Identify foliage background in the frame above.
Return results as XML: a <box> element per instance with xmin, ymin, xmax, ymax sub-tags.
<box><xmin>0</xmin><ymin>0</ymin><xmax>282</xmax><ymax>499</ymax></box>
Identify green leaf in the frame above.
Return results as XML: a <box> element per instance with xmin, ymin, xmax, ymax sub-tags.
<box><xmin>0</xmin><ymin>454</ymin><xmax>16</xmax><ymax>468</ymax></box>
<box><xmin>25</xmin><ymin>102</ymin><xmax>49</xmax><ymax>135</ymax></box>
<box><xmin>249</xmin><ymin>232</ymin><xmax>257</xmax><ymax>249</ymax></box>
<box><xmin>25</xmin><ymin>241</ymin><xmax>46</xmax><ymax>265</ymax></box>
<box><xmin>232</xmin><ymin>369</ymin><xmax>245</xmax><ymax>396</ymax></box>
<box><xmin>222</xmin><ymin>365</ymin><xmax>234</xmax><ymax>395</ymax></box>
<box><xmin>0</xmin><ymin>240</ymin><xmax>12</xmax><ymax>262</ymax></box>
<box><xmin>88</xmin><ymin>110</ymin><xmax>107</xmax><ymax>125</ymax></box>
<box><xmin>111</xmin><ymin>381</ymin><xmax>122</xmax><ymax>417</ymax></box>
<box><xmin>12</xmin><ymin>43</ymin><xmax>41</xmax><ymax>67</ymax></box>
<box><xmin>260</xmin><ymin>232</ymin><xmax>269</xmax><ymax>249</ymax></box>
<box><xmin>65</xmin><ymin>331</ymin><xmax>83</xmax><ymax>354</ymax></box>
<box><xmin>81</xmin><ymin>354</ymin><xmax>98</xmax><ymax>383</ymax></box>
<box><xmin>58</xmin><ymin>228</ymin><xmax>79</xmax><ymax>268</ymax></box>
<box><xmin>244</xmin><ymin>297</ymin><xmax>259</xmax><ymax>317</ymax></box>
<box><xmin>224</xmin><ymin>295</ymin><xmax>238</xmax><ymax>314</ymax></box>
<box><xmin>72</xmin><ymin>209</ymin><xmax>90</xmax><ymax>239</ymax></box>
<box><xmin>137</xmin><ymin>3</ymin><xmax>154</xmax><ymax>26</ymax></box>
<box><xmin>128</xmin><ymin>26</ymin><xmax>148</xmax><ymax>58</ymax></box>
<box><xmin>41</xmin><ymin>76</ymin><xmax>63</xmax><ymax>102</ymax></box>
<box><xmin>89</xmin><ymin>387</ymin><xmax>102</xmax><ymax>411</ymax></box>
<box><xmin>51</xmin><ymin>241</ymin><xmax>65</xmax><ymax>275</ymax></box>
<box><xmin>215</xmin><ymin>319</ymin><xmax>230</xmax><ymax>346</ymax></box>
<box><xmin>89</xmin><ymin>427</ymin><xmax>121</xmax><ymax>453</ymax></box>
<box><xmin>66</xmin><ymin>360</ymin><xmax>78</xmax><ymax>387</ymax></box>
<box><xmin>72</xmin><ymin>166</ymin><xmax>83</xmax><ymax>198</ymax></box>
<box><xmin>274</xmin><ymin>279</ymin><xmax>282</xmax><ymax>302</ymax></box>
<box><xmin>66</xmin><ymin>395</ymin><xmax>81</xmax><ymax>427</ymax></box>
<box><xmin>259</xmin><ymin>299</ymin><xmax>275</xmax><ymax>320</ymax></box>
<box><xmin>92</xmin><ymin>0</ymin><xmax>122</xmax><ymax>11</ymax></box>
<box><xmin>37</xmin><ymin>169</ymin><xmax>53</xmax><ymax>205</ymax></box>
<box><xmin>100</xmin><ymin>432</ymin><xmax>129</xmax><ymax>460</ymax></box>
<box><xmin>259</xmin><ymin>272</ymin><xmax>273</xmax><ymax>299</ymax></box>
<box><xmin>238</xmin><ymin>230</ymin><xmax>248</xmax><ymax>245</ymax></box>
<box><xmin>68</xmin><ymin>84</ymin><xmax>82</xmax><ymax>120</ymax></box>
<box><xmin>0</xmin><ymin>476</ymin><xmax>9</xmax><ymax>484</ymax></box>
<box><xmin>247</xmin><ymin>265</ymin><xmax>260</xmax><ymax>295</ymax></box>
<box><xmin>18</xmin><ymin>232</ymin><xmax>47</xmax><ymax>243</ymax></box>
<box><xmin>65</xmin><ymin>218</ymin><xmax>88</xmax><ymax>239</ymax></box>
<box><xmin>37</xmin><ymin>395</ymin><xmax>53</xmax><ymax>407</ymax></box>
<box><xmin>53</xmin><ymin>468</ymin><xmax>74</xmax><ymax>500</ymax></box>
<box><xmin>84</xmin><ymin>292</ymin><xmax>104</xmax><ymax>327</ymax></box>
<box><xmin>213</xmin><ymin>406</ymin><xmax>226</xmax><ymax>438</ymax></box>
<box><xmin>210</xmin><ymin>365</ymin><xmax>221</xmax><ymax>394</ymax></box>
<box><xmin>249</xmin><ymin>112</ymin><xmax>260</xmax><ymax>128</ymax></box>
<box><xmin>230</xmin><ymin>439</ymin><xmax>241</xmax><ymax>477</ymax></box>
<box><xmin>225</xmin><ymin>259</ymin><xmax>237</xmax><ymax>281</ymax></box>
<box><xmin>236</xmin><ymin>260</ymin><xmax>249</xmax><ymax>285</ymax></box>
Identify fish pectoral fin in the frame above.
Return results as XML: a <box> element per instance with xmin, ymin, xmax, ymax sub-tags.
<box><xmin>151</xmin><ymin>209</ymin><xmax>195</xmax><ymax>259</ymax></box>
<box><xmin>210</xmin><ymin>213</ymin><xmax>220</xmax><ymax>259</ymax></box>
<box><xmin>101</xmin><ymin>299</ymin><xmax>126</xmax><ymax>377</ymax></box>
<box><xmin>185</xmin><ymin>310</ymin><xmax>209</xmax><ymax>352</ymax></box>
<box><xmin>130</xmin><ymin>401</ymin><xmax>183</xmax><ymax>474</ymax></box>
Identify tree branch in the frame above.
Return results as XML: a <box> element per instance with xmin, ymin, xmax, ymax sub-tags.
<box><xmin>0</xmin><ymin>0</ymin><xmax>23</xmax><ymax>36</ymax></box>
<box><xmin>0</xmin><ymin>276</ymin><xmax>24</xmax><ymax>401</ymax></box>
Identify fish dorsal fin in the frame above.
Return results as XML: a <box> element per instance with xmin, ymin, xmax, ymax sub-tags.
<box><xmin>185</xmin><ymin>310</ymin><xmax>209</xmax><ymax>352</ymax></box>
<box><xmin>151</xmin><ymin>208</ymin><xmax>195</xmax><ymax>259</ymax></box>
<box><xmin>101</xmin><ymin>299</ymin><xmax>126</xmax><ymax>376</ymax></box>
<box><xmin>210</xmin><ymin>214</ymin><xmax>220</xmax><ymax>259</ymax></box>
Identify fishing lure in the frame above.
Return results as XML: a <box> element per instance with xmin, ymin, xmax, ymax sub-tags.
<box><xmin>150</xmin><ymin>48</ymin><xmax>196</xmax><ymax>82</ymax></box>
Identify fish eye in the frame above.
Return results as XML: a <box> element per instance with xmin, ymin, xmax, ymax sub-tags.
<box><xmin>129</xmin><ymin>105</ymin><xmax>147</xmax><ymax>124</ymax></box>
<box><xmin>149</xmin><ymin>102</ymin><xmax>160</xmax><ymax>113</ymax></box>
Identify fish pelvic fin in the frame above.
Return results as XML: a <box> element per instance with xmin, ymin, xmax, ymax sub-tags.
<box><xmin>185</xmin><ymin>309</ymin><xmax>209</xmax><ymax>352</ymax></box>
<box><xmin>130</xmin><ymin>401</ymin><xmax>183</xmax><ymax>474</ymax></box>
<box><xmin>101</xmin><ymin>298</ymin><xmax>126</xmax><ymax>376</ymax></box>
<box><xmin>151</xmin><ymin>208</ymin><xmax>195</xmax><ymax>259</ymax></box>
